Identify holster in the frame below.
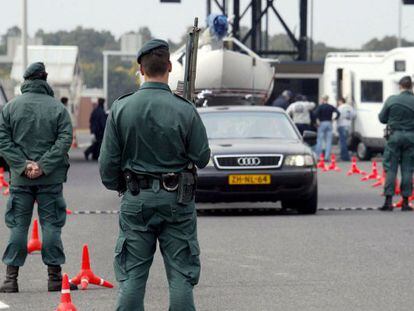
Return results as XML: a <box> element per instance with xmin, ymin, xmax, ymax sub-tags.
<box><xmin>384</xmin><ymin>126</ymin><xmax>393</xmax><ymax>140</ymax></box>
<box><xmin>177</xmin><ymin>167</ymin><xmax>197</xmax><ymax>204</ymax></box>
<box><xmin>124</xmin><ymin>170</ymin><xmax>140</xmax><ymax>196</ymax></box>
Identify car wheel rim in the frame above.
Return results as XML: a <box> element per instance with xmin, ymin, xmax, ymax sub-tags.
<box><xmin>357</xmin><ymin>142</ymin><xmax>366</xmax><ymax>159</ymax></box>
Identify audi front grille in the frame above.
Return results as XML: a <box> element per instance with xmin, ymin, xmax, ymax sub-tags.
<box><xmin>213</xmin><ymin>154</ymin><xmax>284</xmax><ymax>170</ymax></box>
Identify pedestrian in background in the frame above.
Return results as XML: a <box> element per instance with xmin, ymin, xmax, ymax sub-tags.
<box><xmin>379</xmin><ymin>76</ymin><xmax>414</xmax><ymax>211</ymax></box>
<box><xmin>60</xmin><ymin>96</ymin><xmax>68</xmax><ymax>108</ymax></box>
<box><xmin>0</xmin><ymin>62</ymin><xmax>77</xmax><ymax>293</ymax></box>
<box><xmin>337</xmin><ymin>97</ymin><xmax>356</xmax><ymax>161</ymax></box>
<box><xmin>286</xmin><ymin>94</ymin><xmax>316</xmax><ymax>135</ymax></box>
<box><xmin>314</xmin><ymin>95</ymin><xmax>340</xmax><ymax>161</ymax></box>
<box><xmin>84</xmin><ymin>97</ymin><xmax>107</xmax><ymax>161</ymax></box>
<box><xmin>99</xmin><ymin>39</ymin><xmax>210</xmax><ymax>311</ymax></box>
<box><xmin>271</xmin><ymin>90</ymin><xmax>292</xmax><ymax>110</ymax></box>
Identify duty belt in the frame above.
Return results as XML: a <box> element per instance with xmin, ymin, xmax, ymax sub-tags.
<box><xmin>124</xmin><ymin>170</ymin><xmax>179</xmax><ymax>193</ymax></box>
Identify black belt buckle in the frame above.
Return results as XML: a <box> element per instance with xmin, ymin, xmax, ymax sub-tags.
<box><xmin>162</xmin><ymin>173</ymin><xmax>179</xmax><ymax>192</ymax></box>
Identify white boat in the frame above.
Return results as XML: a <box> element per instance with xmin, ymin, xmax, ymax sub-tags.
<box><xmin>168</xmin><ymin>18</ymin><xmax>276</xmax><ymax>106</ymax></box>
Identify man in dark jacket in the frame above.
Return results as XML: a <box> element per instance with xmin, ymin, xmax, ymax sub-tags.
<box><xmin>0</xmin><ymin>62</ymin><xmax>77</xmax><ymax>292</ymax></box>
<box><xmin>314</xmin><ymin>95</ymin><xmax>340</xmax><ymax>161</ymax></box>
<box><xmin>84</xmin><ymin>97</ymin><xmax>107</xmax><ymax>160</ymax></box>
<box><xmin>271</xmin><ymin>90</ymin><xmax>292</xmax><ymax>110</ymax></box>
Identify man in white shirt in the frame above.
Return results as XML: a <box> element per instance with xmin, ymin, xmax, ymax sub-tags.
<box><xmin>286</xmin><ymin>95</ymin><xmax>316</xmax><ymax>135</ymax></box>
<box><xmin>337</xmin><ymin>98</ymin><xmax>356</xmax><ymax>161</ymax></box>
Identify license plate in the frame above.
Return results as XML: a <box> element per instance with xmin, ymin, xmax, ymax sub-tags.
<box><xmin>228</xmin><ymin>174</ymin><xmax>271</xmax><ymax>185</ymax></box>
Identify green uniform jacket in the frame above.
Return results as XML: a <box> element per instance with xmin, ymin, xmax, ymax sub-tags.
<box><xmin>379</xmin><ymin>90</ymin><xmax>414</xmax><ymax>130</ymax></box>
<box><xmin>0</xmin><ymin>79</ymin><xmax>73</xmax><ymax>186</ymax></box>
<box><xmin>99</xmin><ymin>82</ymin><xmax>211</xmax><ymax>191</ymax></box>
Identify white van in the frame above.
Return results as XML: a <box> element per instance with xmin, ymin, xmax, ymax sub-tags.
<box><xmin>322</xmin><ymin>47</ymin><xmax>414</xmax><ymax>159</ymax></box>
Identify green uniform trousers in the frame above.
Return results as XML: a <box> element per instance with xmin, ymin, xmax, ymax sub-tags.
<box><xmin>2</xmin><ymin>184</ymin><xmax>67</xmax><ymax>267</ymax></box>
<box><xmin>114</xmin><ymin>187</ymin><xmax>200</xmax><ymax>311</ymax></box>
<box><xmin>383</xmin><ymin>131</ymin><xmax>414</xmax><ymax>197</ymax></box>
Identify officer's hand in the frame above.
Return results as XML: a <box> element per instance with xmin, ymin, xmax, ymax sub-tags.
<box><xmin>25</xmin><ymin>161</ymin><xmax>36</xmax><ymax>177</ymax></box>
<box><xmin>25</xmin><ymin>161</ymin><xmax>43</xmax><ymax>179</ymax></box>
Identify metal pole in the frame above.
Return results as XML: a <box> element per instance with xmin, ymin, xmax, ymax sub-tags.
<box><xmin>299</xmin><ymin>0</ymin><xmax>308</xmax><ymax>60</ymax></box>
<box><xmin>265</xmin><ymin>8</ymin><xmax>269</xmax><ymax>50</ymax></box>
<box><xmin>310</xmin><ymin>0</ymin><xmax>314</xmax><ymax>60</ymax></box>
<box><xmin>398</xmin><ymin>0</ymin><xmax>402</xmax><ymax>47</ymax></box>
<box><xmin>22</xmin><ymin>0</ymin><xmax>28</xmax><ymax>73</ymax></box>
<box><xmin>233</xmin><ymin>0</ymin><xmax>240</xmax><ymax>39</ymax></box>
<box><xmin>103</xmin><ymin>53</ymin><xmax>108</xmax><ymax>104</ymax></box>
<box><xmin>207</xmin><ymin>0</ymin><xmax>211</xmax><ymax>17</ymax></box>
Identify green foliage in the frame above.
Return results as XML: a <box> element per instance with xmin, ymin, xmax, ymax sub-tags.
<box><xmin>361</xmin><ymin>36</ymin><xmax>414</xmax><ymax>51</ymax></box>
<box><xmin>0</xmin><ymin>26</ymin><xmax>23</xmax><ymax>56</ymax></box>
<box><xmin>0</xmin><ymin>64</ymin><xmax>12</xmax><ymax>79</ymax></box>
<box><xmin>36</xmin><ymin>26</ymin><xmax>119</xmax><ymax>88</ymax></box>
<box><xmin>108</xmin><ymin>58</ymin><xmax>139</xmax><ymax>105</ymax></box>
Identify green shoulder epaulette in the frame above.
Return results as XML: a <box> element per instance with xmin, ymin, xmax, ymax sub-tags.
<box><xmin>173</xmin><ymin>93</ymin><xmax>194</xmax><ymax>106</ymax></box>
<box><xmin>117</xmin><ymin>92</ymin><xmax>134</xmax><ymax>101</ymax></box>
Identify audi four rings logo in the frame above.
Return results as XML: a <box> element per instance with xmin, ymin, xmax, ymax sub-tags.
<box><xmin>237</xmin><ymin>157</ymin><xmax>261</xmax><ymax>166</ymax></box>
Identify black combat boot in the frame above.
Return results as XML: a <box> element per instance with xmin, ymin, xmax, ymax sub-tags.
<box><xmin>47</xmin><ymin>265</ymin><xmax>78</xmax><ymax>292</ymax></box>
<box><xmin>401</xmin><ymin>197</ymin><xmax>413</xmax><ymax>211</ymax></box>
<box><xmin>379</xmin><ymin>195</ymin><xmax>394</xmax><ymax>211</ymax></box>
<box><xmin>0</xmin><ymin>265</ymin><xmax>19</xmax><ymax>293</ymax></box>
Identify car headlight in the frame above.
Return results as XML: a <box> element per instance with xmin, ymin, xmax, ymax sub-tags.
<box><xmin>284</xmin><ymin>155</ymin><xmax>314</xmax><ymax>167</ymax></box>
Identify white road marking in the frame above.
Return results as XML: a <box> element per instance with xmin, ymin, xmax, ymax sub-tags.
<box><xmin>0</xmin><ymin>301</ymin><xmax>10</xmax><ymax>309</ymax></box>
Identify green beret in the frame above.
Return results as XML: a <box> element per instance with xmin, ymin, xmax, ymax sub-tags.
<box><xmin>23</xmin><ymin>62</ymin><xmax>46</xmax><ymax>80</ymax></box>
<box><xmin>137</xmin><ymin>39</ymin><xmax>169</xmax><ymax>64</ymax></box>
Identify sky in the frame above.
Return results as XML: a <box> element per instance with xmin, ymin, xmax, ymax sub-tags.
<box><xmin>1</xmin><ymin>0</ymin><xmax>414</xmax><ymax>49</ymax></box>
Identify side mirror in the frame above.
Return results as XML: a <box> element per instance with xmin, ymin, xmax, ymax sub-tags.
<box><xmin>302</xmin><ymin>130</ymin><xmax>317</xmax><ymax>146</ymax></box>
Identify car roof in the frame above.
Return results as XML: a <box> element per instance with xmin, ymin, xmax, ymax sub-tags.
<box><xmin>197</xmin><ymin>105</ymin><xmax>286</xmax><ymax>114</ymax></box>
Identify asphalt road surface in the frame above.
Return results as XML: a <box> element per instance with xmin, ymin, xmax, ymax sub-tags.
<box><xmin>0</xmin><ymin>150</ymin><xmax>413</xmax><ymax>311</ymax></box>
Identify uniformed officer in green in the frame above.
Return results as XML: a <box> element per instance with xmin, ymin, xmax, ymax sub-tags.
<box><xmin>99</xmin><ymin>39</ymin><xmax>210</xmax><ymax>311</ymax></box>
<box><xmin>0</xmin><ymin>62</ymin><xmax>77</xmax><ymax>292</ymax></box>
<box><xmin>379</xmin><ymin>76</ymin><xmax>414</xmax><ymax>211</ymax></box>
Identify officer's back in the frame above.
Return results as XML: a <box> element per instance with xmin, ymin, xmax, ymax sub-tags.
<box><xmin>380</xmin><ymin>91</ymin><xmax>414</xmax><ymax>130</ymax></box>
<box><xmin>109</xmin><ymin>82</ymin><xmax>205</xmax><ymax>173</ymax></box>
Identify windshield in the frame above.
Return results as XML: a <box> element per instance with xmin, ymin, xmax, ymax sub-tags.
<box><xmin>200</xmin><ymin>111</ymin><xmax>300</xmax><ymax>140</ymax></box>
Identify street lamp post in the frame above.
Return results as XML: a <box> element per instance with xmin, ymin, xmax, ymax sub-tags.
<box><xmin>22</xmin><ymin>0</ymin><xmax>28</xmax><ymax>73</ymax></box>
<box><xmin>398</xmin><ymin>0</ymin><xmax>402</xmax><ymax>47</ymax></box>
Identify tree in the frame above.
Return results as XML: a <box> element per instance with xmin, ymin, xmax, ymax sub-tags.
<box><xmin>361</xmin><ymin>36</ymin><xmax>414</xmax><ymax>51</ymax></box>
<box><xmin>37</xmin><ymin>27</ymin><xmax>119</xmax><ymax>88</ymax></box>
<box><xmin>138</xmin><ymin>27</ymin><xmax>152</xmax><ymax>42</ymax></box>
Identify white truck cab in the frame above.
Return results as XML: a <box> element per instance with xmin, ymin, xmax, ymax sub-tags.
<box><xmin>322</xmin><ymin>47</ymin><xmax>414</xmax><ymax>159</ymax></box>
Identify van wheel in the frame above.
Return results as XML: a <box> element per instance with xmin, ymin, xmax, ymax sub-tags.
<box><xmin>357</xmin><ymin>141</ymin><xmax>371</xmax><ymax>161</ymax></box>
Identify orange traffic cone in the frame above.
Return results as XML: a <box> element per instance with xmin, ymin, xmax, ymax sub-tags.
<box><xmin>372</xmin><ymin>170</ymin><xmax>386</xmax><ymax>188</ymax></box>
<box><xmin>3</xmin><ymin>187</ymin><xmax>9</xmax><ymax>196</ymax></box>
<box><xmin>0</xmin><ymin>168</ymin><xmax>10</xmax><ymax>196</ymax></box>
<box><xmin>56</xmin><ymin>273</ymin><xmax>78</xmax><ymax>311</ymax></box>
<box><xmin>27</xmin><ymin>219</ymin><xmax>42</xmax><ymax>254</ymax></box>
<box><xmin>70</xmin><ymin>244</ymin><xmax>114</xmax><ymax>290</ymax></box>
<box><xmin>324</xmin><ymin>154</ymin><xmax>341</xmax><ymax>172</ymax></box>
<box><xmin>317</xmin><ymin>154</ymin><xmax>327</xmax><ymax>170</ymax></box>
<box><xmin>361</xmin><ymin>161</ymin><xmax>379</xmax><ymax>181</ymax></box>
<box><xmin>395</xmin><ymin>179</ymin><xmax>401</xmax><ymax>195</ymax></box>
<box><xmin>71</xmin><ymin>129</ymin><xmax>78</xmax><ymax>149</ymax></box>
<box><xmin>0</xmin><ymin>167</ymin><xmax>9</xmax><ymax>188</ymax></box>
<box><xmin>393</xmin><ymin>193</ymin><xmax>414</xmax><ymax>208</ymax></box>
<box><xmin>347</xmin><ymin>157</ymin><xmax>365</xmax><ymax>176</ymax></box>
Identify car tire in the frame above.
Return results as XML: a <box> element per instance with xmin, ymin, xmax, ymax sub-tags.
<box><xmin>281</xmin><ymin>186</ymin><xmax>318</xmax><ymax>215</ymax></box>
<box><xmin>357</xmin><ymin>141</ymin><xmax>371</xmax><ymax>161</ymax></box>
